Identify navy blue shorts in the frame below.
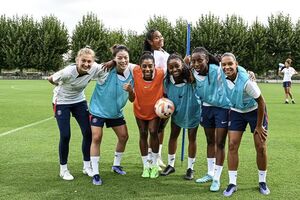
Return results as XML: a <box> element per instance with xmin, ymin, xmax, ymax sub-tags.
<box><xmin>54</xmin><ymin>101</ymin><xmax>89</xmax><ymax>120</ymax></box>
<box><xmin>228</xmin><ymin>109</ymin><xmax>268</xmax><ymax>133</ymax></box>
<box><xmin>283</xmin><ymin>81</ymin><xmax>291</xmax><ymax>88</ymax></box>
<box><xmin>90</xmin><ymin>115</ymin><xmax>126</xmax><ymax>128</ymax></box>
<box><xmin>200</xmin><ymin>106</ymin><xmax>229</xmax><ymax>128</ymax></box>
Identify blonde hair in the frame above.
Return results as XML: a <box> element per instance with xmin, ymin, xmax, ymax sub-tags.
<box><xmin>76</xmin><ymin>47</ymin><xmax>95</xmax><ymax>61</ymax></box>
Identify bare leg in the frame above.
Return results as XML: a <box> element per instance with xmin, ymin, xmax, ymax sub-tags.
<box><xmin>227</xmin><ymin>131</ymin><xmax>243</xmax><ymax>170</ymax></box>
<box><xmin>112</xmin><ymin>125</ymin><xmax>129</xmax><ymax>152</ymax></box>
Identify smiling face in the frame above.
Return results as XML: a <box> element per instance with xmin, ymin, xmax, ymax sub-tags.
<box><xmin>115</xmin><ymin>50</ymin><xmax>129</xmax><ymax>72</ymax></box>
<box><xmin>141</xmin><ymin>58</ymin><xmax>154</xmax><ymax>81</ymax></box>
<box><xmin>191</xmin><ymin>52</ymin><xmax>209</xmax><ymax>75</ymax></box>
<box><xmin>148</xmin><ymin>31</ymin><xmax>164</xmax><ymax>50</ymax></box>
<box><xmin>221</xmin><ymin>55</ymin><xmax>238</xmax><ymax>80</ymax></box>
<box><xmin>76</xmin><ymin>54</ymin><xmax>94</xmax><ymax>74</ymax></box>
<box><xmin>168</xmin><ymin>58</ymin><xmax>183</xmax><ymax>78</ymax></box>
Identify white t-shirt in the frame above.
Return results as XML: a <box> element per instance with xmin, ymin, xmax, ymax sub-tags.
<box><xmin>51</xmin><ymin>63</ymin><xmax>106</xmax><ymax>104</ymax></box>
<box><xmin>153</xmin><ymin>49</ymin><xmax>169</xmax><ymax>71</ymax></box>
<box><xmin>226</xmin><ymin>74</ymin><xmax>261</xmax><ymax>113</ymax></box>
<box><xmin>282</xmin><ymin>67</ymin><xmax>297</xmax><ymax>82</ymax></box>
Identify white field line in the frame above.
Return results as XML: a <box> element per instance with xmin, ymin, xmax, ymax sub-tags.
<box><xmin>0</xmin><ymin>117</ymin><xmax>53</xmax><ymax>137</ymax></box>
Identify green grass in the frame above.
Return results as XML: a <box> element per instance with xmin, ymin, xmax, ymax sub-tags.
<box><xmin>0</xmin><ymin>80</ymin><xmax>300</xmax><ymax>200</ymax></box>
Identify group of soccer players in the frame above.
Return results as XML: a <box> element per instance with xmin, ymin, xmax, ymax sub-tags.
<box><xmin>48</xmin><ymin>29</ymin><xmax>270</xmax><ymax>196</ymax></box>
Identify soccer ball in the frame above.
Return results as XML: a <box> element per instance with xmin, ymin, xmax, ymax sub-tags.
<box><xmin>154</xmin><ymin>98</ymin><xmax>175</xmax><ymax>119</ymax></box>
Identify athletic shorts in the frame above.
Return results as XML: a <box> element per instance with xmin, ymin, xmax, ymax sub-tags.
<box><xmin>53</xmin><ymin>101</ymin><xmax>89</xmax><ymax>120</ymax></box>
<box><xmin>200</xmin><ymin>106</ymin><xmax>229</xmax><ymax>128</ymax></box>
<box><xmin>228</xmin><ymin>109</ymin><xmax>268</xmax><ymax>133</ymax></box>
<box><xmin>90</xmin><ymin>115</ymin><xmax>126</xmax><ymax>128</ymax></box>
<box><xmin>283</xmin><ymin>81</ymin><xmax>291</xmax><ymax>88</ymax></box>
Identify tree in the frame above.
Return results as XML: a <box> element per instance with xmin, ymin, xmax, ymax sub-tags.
<box><xmin>35</xmin><ymin>15</ymin><xmax>69</xmax><ymax>72</ymax></box>
<box><xmin>245</xmin><ymin>19</ymin><xmax>268</xmax><ymax>74</ymax></box>
<box><xmin>266</xmin><ymin>13</ymin><xmax>295</xmax><ymax>69</ymax></box>
<box><xmin>220</xmin><ymin>15</ymin><xmax>249</xmax><ymax>66</ymax></box>
<box><xmin>105</xmin><ymin>29</ymin><xmax>126</xmax><ymax>60</ymax></box>
<box><xmin>0</xmin><ymin>15</ymin><xmax>8</xmax><ymax>73</ymax></box>
<box><xmin>107</xmin><ymin>29</ymin><xmax>126</xmax><ymax>47</ymax></box>
<box><xmin>5</xmin><ymin>15</ymin><xmax>39</xmax><ymax>73</ymax></box>
<box><xmin>125</xmin><ymin>30</ymin><xmax>144</xmax><ymax>64</ymax></box>
<box><xmin>291</xmin><ymin>20</ymin><xmax>300</xmax><ymax>70</ymax></box>
<box><xmin>71</xmin><ymin>13</ymin><xmax>109</xmax><ymax>63</ymax></box>
<box><xmin>192</xmin><ymin>14</ymin><xmax>223</xmax><ymax>55</ymax></box>
<box><xmin>173</xmin><ymin>18</ymin><xmax>188</xmax><ymax>56</ymax></box>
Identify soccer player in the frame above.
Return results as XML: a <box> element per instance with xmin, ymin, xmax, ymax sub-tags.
<box><xmin>190</xmin><ymin>47</ymin><xmax>230</xmax><ymax>192</ymax></box>
<box><xmin>160</xmin><ymin>54</ymin><xmax>200</xmax><ymax>180</ymax></box>
<box><xmin>221</xmin><ymin>52</ymin><xmax>270</xmax><ymax>196</ymax></box>
<box><xmin>129</xmin><ymin>52</ymin><xmax>166</xmax><ymax>178</ymax></box>
<box><xmin>48</xmin><ymin>47</ymin><xmax>106</xmax><ymax>181</ymax></box>
<box><xmin>278</xmin><ymin>58</ymin><xmax>298</xmax><ymax>104</ymax></box>
<box><xmin>144</xmin><ymin>29</ymin><xmax>170</xmax><ymax>168</ymax></box>
<box><xmin>89</xmin><ymin>45</ymin><xmax>135</xmax><ymax>185</ymax></box>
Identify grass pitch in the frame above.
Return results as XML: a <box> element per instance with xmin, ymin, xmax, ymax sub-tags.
<box><xmin>0</xmin><ymin>80</ymin><xmax>299</xmax><ymax>200</ymax></box>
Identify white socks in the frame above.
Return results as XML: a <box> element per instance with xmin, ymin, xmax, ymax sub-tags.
<box><xmin>168</xmin><ymin>154</ymin><xmax>176</xmax><ymax>167</ymax></box>
<box><xmin>229</xmin><ymin>170</ymin><xmax>237</xmax><ymax>185</ymax></box>
<box><xmin>142</xmin><ymin>155</ymin><xmax>149</xmax><ymax>169</ymax></box>
<box><xmin>213</xmin><ymin>165</ymin><xmax>223</xmax><ymax>181</ymax></box>
<box><xmin>259</xmin><ymin>170</ymin><xmax>267</xmax><ymax>183</ymax></box>
<box><xmin>158</xmin><ymin>144</ymin><xmax>163</xmax><ymax>158</ymax></box>
<box><xmin>227</xmin><ymin>170</ymin><xmax>266</xmax><ymax>185</ymax></box>
<box><xmin>152</xmin><ymin>153</ymin><xmax>158</xmax><ymax>167</ymax></box>
<box><xmin>60</xmin><ymin>164</ymin><xmax>68</xmax><ymax>172</ymax></box>
<box><xmin>91</xmin><ymin>156</ymin><xmax>100</xmax><ymax>175</ymax></box>
<box><xmin>207</xmin><ymin>158</ymin><xmax>216</xmax><ymax>176</ymax></box>
<box><xmin>83</xmin><ymin>161</ymin><xmax>91</xmax><ymax>169</ymax></box>
<box><xmin>113</xmin><ymin>152</ymin><xmax>123</xmax><ymax>166</ymax></box>
<box><xmin>148</xmin><ymin>148</ymin><xmax>152</xmax><ymax>160</ymax></box>
<box><xmin>188</xmin><ymin>157</ymin><xmax>196</xmax><ymax>170</ymax></box>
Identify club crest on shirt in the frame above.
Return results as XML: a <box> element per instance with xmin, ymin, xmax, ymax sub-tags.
<box><xmin>92</xmin><ymin>118</ymin><xmax>97</xmax><ymax>123</ymax></box>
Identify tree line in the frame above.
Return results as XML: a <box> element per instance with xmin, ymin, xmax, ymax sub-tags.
<box><xmin>1</xmin><ymin>12</ymin><xmax>300</xmax><ymax>75</ymax></box>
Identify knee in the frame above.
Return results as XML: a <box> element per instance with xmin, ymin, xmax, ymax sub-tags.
<box><xmin>92</xmin><ymin>134</ymin><xmax>101</xmax><ymax>144</ymax></box>
<box><xmin>188</xmin><ymin>135</ymin><xmax>197</xmax><ymax>144</ymax></box>
<box><xmin>119</xmin><ymin>133</ymin><xmax>129</xmax><ymax>143</ymax></box>
<box><xmin>228</xmin><ymin>141</ymin><xmax>238</xmax><ymax>153</ymax></box>
<box><xmin>169</xmin><ymin>133</ymin><xmax>179</xmax><ymax>141</ymax></box>
<box><xmin>206</xmin><ymin>137</ymin><xmax>215</xmax><ymax>146</ymax></box>
<box><xmin>217</xmin><ymin>142</ymin><xmax>225</xmax><ymax>150</ymax></box>
<box><xmin>149</xmin><ymin>131</ymin><xmax>158</xmax><ymax>139</ymax></box>
<box><xmin>139</xmin><ymin>130</ymin><xmax>148</xmax><ymax>140</ymax></box>
<box><xmin>256</xmin><ymin>143</ymin><xmax>267</xmax><ymax>156</ymax></box>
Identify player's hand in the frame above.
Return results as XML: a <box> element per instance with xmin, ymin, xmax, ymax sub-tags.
<box><xmin>248</xmin><ymin>71</ymin><xmax>256</xmax><ymax>81</ymax></box>
<box><xmin>102</xmin><ymin>60</ymin><xmax>115</xmax><ymax>71</ymax></box>
<box><xmin>123</xmin><ymin>81</ymin><xmax>133</xmax><ymax>93</ymax></box>
<box><xmin>184</xmin><ymin>55</ymin><xmax>191</xmax><ymax>65</ymax></box>
<box><xmin>254</xmin><ymin>126</ymin><xmax>268</xmax><ymax>142</ymax></box>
